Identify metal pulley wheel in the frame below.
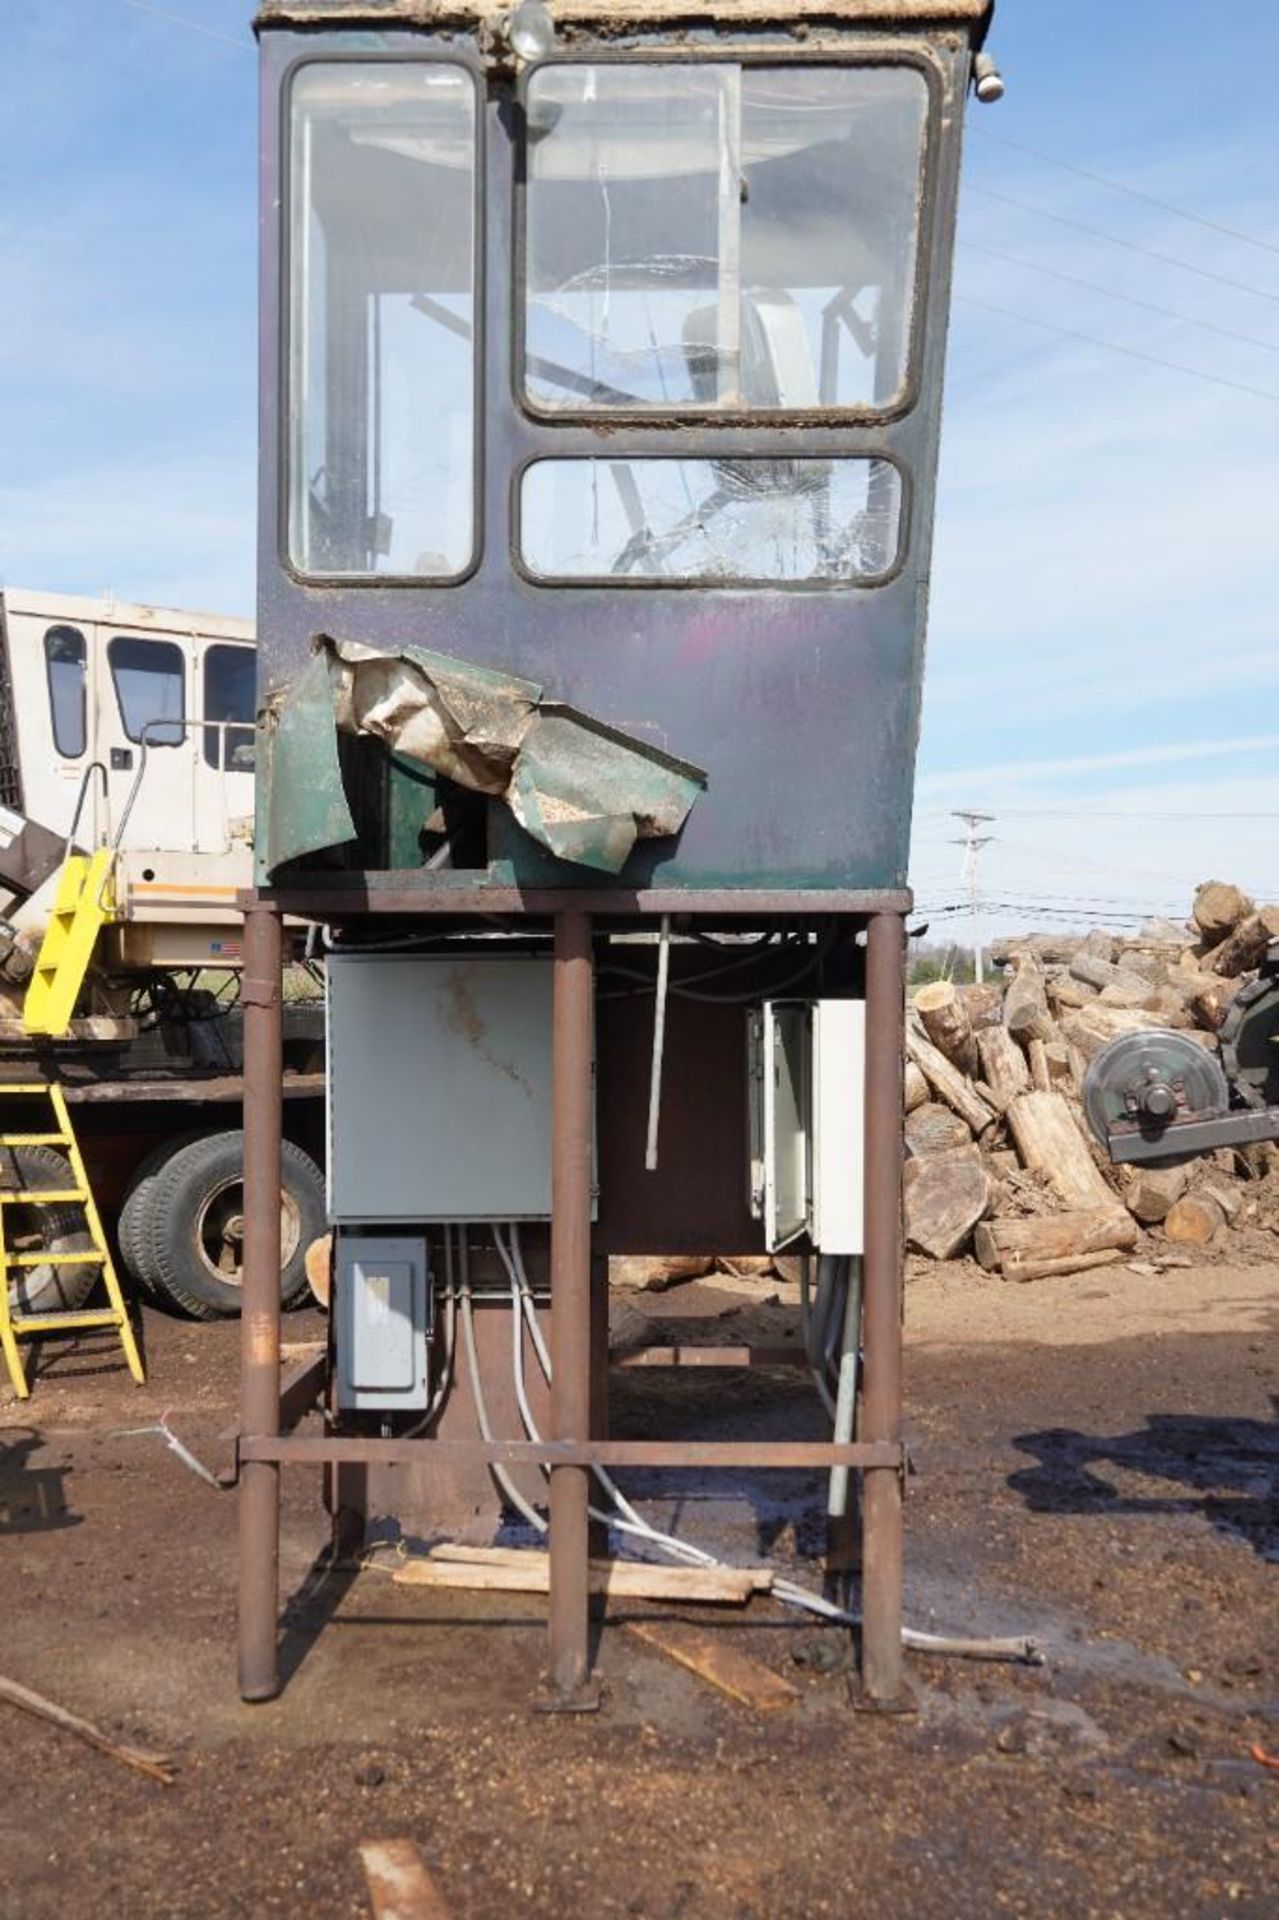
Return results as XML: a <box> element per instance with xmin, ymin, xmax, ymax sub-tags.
<box><xmin>1219</xmin><ymin>961</ymin><xmax>1279</xmax><ymax>1109</ymax></box>
<box><xmin>1081</xmin><ymin>1028</ymin><xmax>1229</xmax><ymax>1150</ymax></box>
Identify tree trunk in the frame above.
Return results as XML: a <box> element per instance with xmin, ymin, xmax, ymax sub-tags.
<box><xmin>1005</xmin><ymin>1090</ymin><xmax>1121</xmax><ymax>1214</ymax></box>
<box><xmin>973</xmin><ymin>1207</ymin><xmax>1138</xmax><ymax>1278</ymax></box>
<box><xmin>904</xmin><ymin>1145</ymin><xmax>989</xmax><ymax>1261</ymax></box>
<box><xmin>976</xmin><ymin>1025</ymin><xmax>1031</xmax><ymax>1111</ymax></box>
<box><xmin>906</xmin><ymin>1024</ymin><xmax>996</xmax><ymax>1137</ymax></box>
<box><xmin>913</xmin><ymin>980</ymin><xmax>978</xmax><ymax>1077</ymax></box>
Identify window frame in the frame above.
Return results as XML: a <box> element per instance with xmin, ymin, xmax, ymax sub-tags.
<box><xmin>201</xmin><ymin>641</ymin><xmax>257</xmax><ymax>772</ymax></box>
<box><xmin>43</xmin><ymin>623</ymin><xmax>88</xmax><ymax>761</ymax></box>
<box><xmin>107</xmin><ymin>635</ymin><xmax>188</xmax><ymax>749</ymax></box>
<box><xmin>513</xmin><ymin>450</ymin><xmax>910</xmax><ymax>590</ymax></box>
<box><xmin>279</xmin><ymin>50</ymin><xmax>487</xmax><ymax>589</ymax></box>
<box><xmin>514</xmin><ymin>46</ymin><xmax>943</xmax><ymax>429</ymax></box>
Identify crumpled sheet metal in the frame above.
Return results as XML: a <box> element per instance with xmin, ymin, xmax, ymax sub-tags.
<box><xmin>262</xmin><ymin>635</ymin><xmax>705</xmax><ymax>878</ymax></box>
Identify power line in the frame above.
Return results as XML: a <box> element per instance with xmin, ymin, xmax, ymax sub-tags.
<box><xmin>966</xmin><ymin>184</ymin><xmax>1279</xmax><ymax>307</ymax></box>
<box><xmin>119</xmin><ymin>1</ymin><xmax>251</xmax><ymax>50</ymax></box>
<box><xmin>956</xmin><ymin>294</ymin><xmax>1279</xmax><ymax>405</ymax></box>
<box><xmin>991</xmin><ymin>808</ymin><xmax>1279</xmax><ymax>822</ymax></box>
<box><xmin>970</xmin><ymin>127</ymin><xmax>1279</xmax><ymax>260</ymax></box>
<box><xmin>959</xmin><ymin>239</ymin><xmax>1279</xmax><ymax>357</ymax></box>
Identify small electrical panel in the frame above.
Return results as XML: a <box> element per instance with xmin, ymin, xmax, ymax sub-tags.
<box><xmin>335</xmin><ymin>1233</ymin><xmax>431</xmax><ymax>1412</ymax></box>
<box><xmin>748</xmin><ymin>999</ymin><xmax>865</xmax><ymax>1255</ymax></box>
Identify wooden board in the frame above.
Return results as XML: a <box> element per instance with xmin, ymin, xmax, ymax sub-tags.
<box><xmin>627</xmin><ymin>1621</ymin><xmax>799</xmax><ymax>1712</ymax></box>
<box><xmin>395</xmin><ymin>1547</ymin><xmax>771</xmax><ymax>1605</ymax></box>
<box><xmin>361</xmin><ymin>1840</ymin><xmax>451</xmax><ymax>1920</ymax></box>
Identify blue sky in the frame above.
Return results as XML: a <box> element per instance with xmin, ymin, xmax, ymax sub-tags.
<box><xmin>3</xmin><ymin>1</ymin><xmax>1278</xmax><ymax>933</ymax></box>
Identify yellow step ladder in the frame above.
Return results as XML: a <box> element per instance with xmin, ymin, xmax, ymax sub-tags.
<box><xmin>23</xmin><ymin>848</ymin><xmax>118</xmax><ymax>1038</ymax></box>
<box><xmin>0</xmin><ymin>1083</ymin><xmax>144</xmax><ymax>1400</ymax></box>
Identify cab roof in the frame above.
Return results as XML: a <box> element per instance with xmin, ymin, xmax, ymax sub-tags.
<box><xmin>256</xmin><ymin>1</ymin><xmax>993</xmax><ymax>36</ymax></box>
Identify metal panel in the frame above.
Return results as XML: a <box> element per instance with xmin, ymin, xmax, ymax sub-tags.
<box><xmin>812</xmin><ymin>998</ymin><xmax>865</xmax><ymax>1254</ymax></box>
<box><xmin>326</xmin><ymin>952</ymin><xmax>559</xmax><ymax>1220</ymax></box>
<box><xmin>335</xmin><ymin>1232</ymin><xmax>430</xmax><ymax>1410</ymax></box>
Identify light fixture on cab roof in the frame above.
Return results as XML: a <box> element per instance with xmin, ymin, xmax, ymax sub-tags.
<box><xmin>505</xmin><ymin>1</ymin><xmax>557</xmax><ymax>63</ymax></box>
<box><xmin>972</xmin><ymin>51</ymin><xmax>1005</xmax><ymax>103</ymax></box>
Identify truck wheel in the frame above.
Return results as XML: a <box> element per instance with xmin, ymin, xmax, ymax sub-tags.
<box><xmin>147</xmin><ymin>1131</ymin><xmax>324</xmax><ymax>1321</ymax></box>
<box><xmin>1</xmin><ymin>1145</ymin><xmax>98</xmax><ymax>1319</ymax></box>
<box><xmin>117</xmin><ymin>1138</ymin><xmax>186</xmax><ymax>1297</ymax></box>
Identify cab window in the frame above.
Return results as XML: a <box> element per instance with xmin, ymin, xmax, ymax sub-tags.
<box><xmin>108</xmin><ymin>637</ymin><xmax>186</xmax><ymax>747</ymax></box>
<box><xmin>45</xmin><ymin>625</ymin><xmax>87</xmax><ymax>759</ymax></box>
<box><xmin>203</xmin><ymin>645</ymin><xmax>255</xmax><ymax>770</ymax></box>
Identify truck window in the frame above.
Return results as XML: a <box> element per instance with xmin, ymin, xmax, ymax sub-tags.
<box><xmin>203</xmin><ymin>644</ymin><xmax>256</xmax><ymax>770</ymax></box>
<box><xmin>108</xmin><ymin>637</ymin><xmax>186</xmax><ymax>747</ymax></box>
<box><xmin>287</xmin><ymin>63</ymin><xmax>479</xmax><ymax>580</ymax></box>
<box><xmin>45</xmin><ymin>625</ymin><xmax>87</xmax><ymax>759</ymax></box>
<box><xmin>524</xmin><ymin>63</ymin><xmax>930</xmax><ymax>416</ymax></box>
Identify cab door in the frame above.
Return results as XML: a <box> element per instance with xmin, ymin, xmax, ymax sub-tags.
<box><xmin>194</xmin><ymin>640</ymin><xmax>256</xmax><ymax>854</ymax></box>
<box><xmin>96</xmin><ymin>629</ymin><xmax>197</xmax><ymax>853</ymax></box>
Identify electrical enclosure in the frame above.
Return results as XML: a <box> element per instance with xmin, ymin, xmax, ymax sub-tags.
<box><xmin>748</xmin><ymin>999</ymin><xmax>865</xmax><ymax>1254</ymax></box>
<box><xmin>335</xmin><ymin>1233</ymin><xmax>431</xmax><ymax>1411</ymax></box>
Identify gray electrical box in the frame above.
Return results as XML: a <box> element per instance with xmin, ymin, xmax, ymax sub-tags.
<box><xmin>326</xmin><ymin>953</ymin><xmax>573</xmax><ymax>1223</ymax></box>
<box><xmin>335</xmin><ymin>1233</ymin><xmax>430</xmax><ymax>1412</ymax></box>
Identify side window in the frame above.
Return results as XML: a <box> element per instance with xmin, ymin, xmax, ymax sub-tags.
<box><xmin>203</xmin><ymin>645</ymin><xmax>256</xmax><ymax>770</ymax></box>
<box><xmin>44</xmin><ymin>625</ymin><xmax>87</xmax><ymax>759</ymax></box>
<box><xmin>108</xmin><ymin>637</ymin><xmax>186</xmax><ymax>747</ymax></box>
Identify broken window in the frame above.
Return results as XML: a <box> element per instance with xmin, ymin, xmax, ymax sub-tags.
<box><xmin>288</xmin><ymin>63</ymin><xmax>478</xmax><ymax>579</ymax></box>
<box><xmin>520</xmin><ymin>458</ymin><xmax>903</xmax><ymax>583</ymax></box>
<box><xmin>524</xmin><ymin>63</ymin><xmax>929</xmax><ymax>414</ymax></box>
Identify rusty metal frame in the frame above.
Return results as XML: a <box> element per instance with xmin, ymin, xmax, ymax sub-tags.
<box><xmin>236</xmin><ymin>893</ymin><xmax>907</xmax><ymax>1706</ymax></box>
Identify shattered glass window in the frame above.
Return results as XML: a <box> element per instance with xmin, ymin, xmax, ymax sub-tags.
<box><xmin>288</xmin><ymin>64</ymin><xmax>477</xmax><ymax>578</ymax></box>
<box><xmin>524</xmin><ymin>64</ymin><xmax>929</xmax><ymax>414</ymax></box>
<box><xmin>520</xmin><ymin>458</ymin><xmax>903</xmax><ymax>582</ymax></box>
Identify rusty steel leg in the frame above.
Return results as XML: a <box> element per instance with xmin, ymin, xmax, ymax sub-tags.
<box><xmin>860</xmin><ymin>911</ymin><xmax>906</xmax><ymax>1704</ymax></box>
<box><xmin>238</xmin><ymin>899</ymin><xmax>284</xmax><ymax>1703</ymax></box>
<box><xmin>546</xmin><ymin>911</ymin><xmax>598</xmax><ymax>1709</ymax></box>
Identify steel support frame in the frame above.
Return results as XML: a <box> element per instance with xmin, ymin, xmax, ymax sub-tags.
<box><xmin>235</xmin><ymin>897</ymin><xmax>908</xmax><ymax>1705</ymax></box>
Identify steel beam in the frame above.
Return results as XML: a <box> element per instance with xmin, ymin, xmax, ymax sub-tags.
<box><xmin>238</xmin><ymin>899</ymin><xmax>284</xmax><ymax>1702</ymax></box>
<box><xmin>547</xmin><ymin>911</ymin><xmax>596</xmax><ymax>1706</ymax></box>
<box><xmin>860</xmin><ymin>911</ymin><xmax>906</xmax><ymax>1703</ymax></box>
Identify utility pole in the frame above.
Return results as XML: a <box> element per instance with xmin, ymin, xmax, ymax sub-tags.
<box><xmin>951</xmin><ymin>810</ymin><xmax>995</xmax><ymax>984</ymax></box>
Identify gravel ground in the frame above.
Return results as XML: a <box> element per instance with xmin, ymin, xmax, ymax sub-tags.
<box><xmin>0</xmin><ymin>1263</ymin><xmax>1274</xmax><ymax>1920</ymax></box>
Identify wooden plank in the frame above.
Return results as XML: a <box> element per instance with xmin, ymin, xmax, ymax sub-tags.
<box><xmin>626</xmin><ymin>1621</ymin><xmax>799</xmax><ymax>1711</ymax></box>
<box><xmin>360</xmin><ymin>1840</ymin><xmax>451</xmax><ymax>1920</ymax></box>
<box><xmin>395</xmin><ymin>1548</ymin><xmax>770</xmax><ymax>1604</ymax></box>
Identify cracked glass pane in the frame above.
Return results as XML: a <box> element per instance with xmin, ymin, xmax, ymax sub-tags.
<box><xmin>524</xmin><ymin>63</ymin><xmax>929</xmax><ymax>414</ymax></box>
<box><xmin>520</xmin><ymin>458</ymin><xmax>902</xmax><ymax>582</ymax></box>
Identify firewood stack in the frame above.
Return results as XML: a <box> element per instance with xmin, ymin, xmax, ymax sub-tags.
<box><xmin>903</xmin><ymin>881</ymin><xmax>1276</xmax><ymax>1279</ymax></box>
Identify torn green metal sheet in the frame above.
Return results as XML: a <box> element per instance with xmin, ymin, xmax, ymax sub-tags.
<box><xmin>259</xmin><ymin>636</ymin><xmax>705</xmax><ymax>879</ymax></box>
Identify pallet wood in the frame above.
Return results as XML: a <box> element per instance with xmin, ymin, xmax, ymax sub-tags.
<box><xmin>973</xmin><ymin>1208</ymin><xmax>1137</xmax><ymax>1278</ymax></box>
<box><xmin>361</xmin><ymin>1841</ymin><xmax>452</xmax><ymax>1920</ymax></box>
<box><xmin>1005</xmin><ymin>1091</ymin><xmax>1121</xmax><ymax>1215</ymax></box>
<box><xmin>906</xmin><ymin>1024</ymin><xmax>996</xmax><ymax>1136</ymax></box>
<box><xmin>398</xmin><ymin>1547</ymin><xmax>771</xmax><ymax>1604</ymax></box>
<box><xmin>627</xmin><ymin>1621</ymin><xmax>799</xmax><ymax>1711</ymax></box>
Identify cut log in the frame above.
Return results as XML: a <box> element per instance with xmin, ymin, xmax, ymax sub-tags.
<box><xmin>1196</xmin><ymin>1179</ymin><xmax>1243</xmax><ymax>1226</ymax></box>
<box><xmin>976</xmin><ymin>1026</ymin><xmax>1031</xmax><ymax>1111</ymax></box>
<box><xmin>913</xmin><ymin>980</ymin><xmax>978</xmax><ymax>1076</ymax></box>
<box><xmin>1206</xmin><ymin>907</ymin><xmax>1279</xmax><ymax>978</ymax></box>
<box><xmin>1162</xmin><ymin>1192</ymin><xmax>1226</xmax><ymax>1245</ymax></box>
<box><xmin>627</xmin><ymin>1621</ymin><xmax>798</xmax><ymax>1711</ymax></box>
<box><xmin>610</xmin><ymin>1255</ymin><xmax>717</xmax><ymax>1291</ymax></box>
<box><xmin>1193</xmin><ymin>880</ymin><xmax>1254</xmax><ymax>944</ymax></box>
<box><xmin>905</xmin><ymin>1101</ymin><xmax>972</xmax><ymax>1159</ymax></box>
<box><xmin>361</xmin><ymin>1843</ymin><xmax>452</xmax><ymax>1920</ymax></box>
<box><xmin>906</xmin><ymin>1025</ymin><xmax>996</xmax><ymax>1135</ymax></box>
<box><xmin>1005</xmin><ymin>1091</ymin><xmax>1121</xmax><ymax>1214</ymax></box>
<box><xmin>958</xmin><ymin>982</ymin><xmax>1005</xmax><ymax>1031</ymax></box>
<box><xmin>1027</xmin><ymin>1037</ymin><xmax>1051</xmax><ymax>1092</ymax></box>
<box><xmin>304</xmin><ymin>1233</ymin><xmax>332</xmax><ymax>1310</ymax></box>
<box><xmin>1120</xmin><ymin>1163</ymin><xmax>1189</xmax><ymax>1225</ymax></box>
<box><xmin>990</xmin><ymin>934</ymin><xmax>1084</xmax><ymax>969</ymax></box>
<box><xmin>984</xmin><ymin>1148</ymin><xmax>1020</xmax><ymax>1177</ymax></box>
<box><xmin>1098</xmin><ymin>978</ymin><xmax>1158</xmax><ymax>1011</ymax></box>
<box><xmin>1190</xmin><ymin>974</ymin><xmax>1244</xmax><ymax>1032</ymax></box>
<box><xmin>398</xmin><ymin>1549</ymin><xmax>771</xmax><ymax>1604</ymax></box>
<box><xmin>1049</xmin><ymin>977</ymin><xmax>1097</xmax><ymax>1013</ymax></box>
<box><xmin>1003</xmin><ymin>1248</ymin><xmax>1125</xmax><ymax>1284</ymax></box>
<box><xmin>903</xmin><ymin>1144</ymin><xmax>989</xmax><ymax>1261</ymax></box>
<box><xmin>1060</xmin><ymin>1003</ymin><xmax>1189</xmax><ymax>1063</ymax></box>
<box><xmin>903</xmin><ymin>1059</ymin><xmax>929</xmax><ymax>1113</ymax></box>
<box><xmin>1003</xmin><ymin>956</ymin><xmax>1057</xmax><ymax>1044</ymax></box>
<box><xmin>1070</xmin><ymin>951</ymin><xmax>1148</xmax><ymax>996</ymax></box>
<box><xmin>973</xmin><ymin>1208</ymin><xmax>1138</xmax><ymax>1276</ymax></box>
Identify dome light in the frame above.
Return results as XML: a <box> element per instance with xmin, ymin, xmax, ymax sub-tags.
<box><xmin>506</xmin><ymin>1</ymin><xmax>556</xmax><ymax>62</ymax></box>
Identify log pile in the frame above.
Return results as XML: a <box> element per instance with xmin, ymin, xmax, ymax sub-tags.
<box><xmin>905</xmin><ymin>881</ymin><xmax>1279</xmax><ymax>1279</ymax></box>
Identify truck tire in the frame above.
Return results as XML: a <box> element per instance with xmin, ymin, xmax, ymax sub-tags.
<box><xmin>146</xmin><ymin>1131</ymin><xmax>324</xmax><ymax>1321</ymax></box>
<box><xmin>117</xmin><ymin>1138</ymin><xmax>185</xmax><ymax>1298</ymax></box>
<box><xmin>1</xmin><ymin>1145</ymin><xmax>98</xmax><ymax>1320</ymax></box>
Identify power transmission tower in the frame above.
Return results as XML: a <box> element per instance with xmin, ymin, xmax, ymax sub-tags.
<box><xmin>951</xmin><ymin>810</ymin><xmax>995</xmax><ymax>984</ymax></box>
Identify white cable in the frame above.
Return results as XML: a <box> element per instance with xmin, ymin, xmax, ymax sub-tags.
<box><xmin>459</xmin><ymin>1231</ymin><xmax>547</xmax><ymax>1537</ymax></box>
